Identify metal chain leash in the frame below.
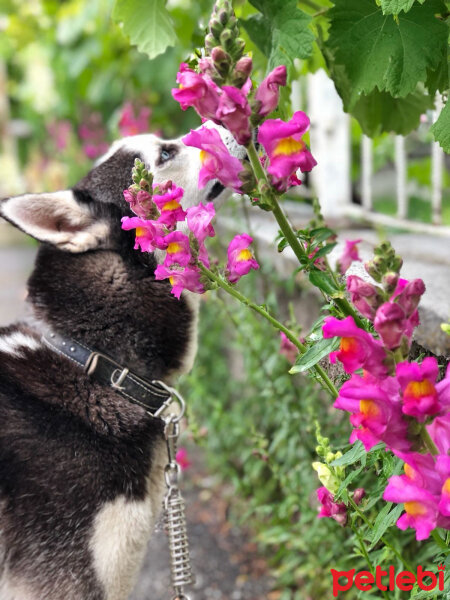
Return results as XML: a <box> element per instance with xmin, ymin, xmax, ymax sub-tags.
<box><xmin>153</xmin><ymin>381</ymin><xmax>195</xmax><ymax>600</ymax></box>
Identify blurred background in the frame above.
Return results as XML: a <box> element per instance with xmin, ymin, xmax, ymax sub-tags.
<box><xmin>0</xmin><ymin>1</ymin><xmax>449</xmax><ymax>599</ymax></box>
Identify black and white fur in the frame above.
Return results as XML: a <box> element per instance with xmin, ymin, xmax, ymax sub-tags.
<box><xmin>0</xmin><ymin>128</ymin><xmax>237</xmax><ymax>600</ymax></box>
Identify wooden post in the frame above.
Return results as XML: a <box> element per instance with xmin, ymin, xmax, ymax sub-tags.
<box><xmin>361</xmin><ymin>135</ymin><xmax>373</xmax><ymax>212</ymax></box>
<box><xmin>431</xmin><ymin>94</ymin><xmax>443</xmax><ymax>225</ymax></box>
<box><xmin>395</xmin><ymin>135</ymin><xmax>407</xmax><ymax>220</ymax></box>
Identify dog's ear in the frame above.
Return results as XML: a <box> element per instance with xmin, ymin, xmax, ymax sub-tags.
<box><xmin>0</xmin><ymin>190</ymin><xmax>110</xmax><ymax>252</ymax></box>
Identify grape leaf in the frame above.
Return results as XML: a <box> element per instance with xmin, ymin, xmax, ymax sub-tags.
<box><xmin>328</xmin><ymin>0</ymin><xmax>448</xmax><ymax>100</ymax></box>
<box><xmin>243</xmin><ymin>0</ymin><xmax>313</xmax><ymax>73</ymax></box>
<box><xmin>379</xmin><ymin>0</ymin><xmax>425</xmax><ymax>15</ymax></box>
<box><xmin>112</xmin><ymin>0</ymin><xmax>177</xmax><ymax>60</ymax></box>
<box><xmin>431</xmin><ymin>100</ymin><xmax>450</xmax><ymax>153</ymax></box>
<box><xmin>351</xmin><ymin>88</ymin><xmax>435</xmax><ymax>137</ymax></box>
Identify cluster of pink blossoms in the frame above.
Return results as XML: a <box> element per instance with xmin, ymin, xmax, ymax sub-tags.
<box><xmin>121</xmin><ymin>164</ymin><xmax>259</xmax><ymax>299</ymax></box>
<box><xmin>118</xmin><ymin>102</ymin><xmax>151</xmax><ymax>137</ymax></box>
<box><xmin>172</xmin><ymin>62</ymin><xmax>316</xmax><ymax>193</ymax></box>
<box><xmin>318</xmin><ymin>246</ymin><xmax>450</xmax><ymax>540</ymax></box>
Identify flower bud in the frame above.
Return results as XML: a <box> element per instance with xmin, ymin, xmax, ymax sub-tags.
<box><xmin>382</xmin><ymin>271</ymin><xmax>399</xmax><ymax>294</ymax></box>
<box><xmin>353</xmin><ymin>488</ymin><xmax>366</xmax><ymax>505</ymax></box>
<box><xmin>211</xmin><ymin>46</ymin><xmax>231</xmax><ymax>76</ymax></box>
<box><xmin>210</xmin><ymin>17</ymin><xmax>223</xmax><ymax>38</ymax></box>
<box><xmin>205</xmin><ymin>33</ymin><xmax>216</xmax><ymax>51</ymax></box>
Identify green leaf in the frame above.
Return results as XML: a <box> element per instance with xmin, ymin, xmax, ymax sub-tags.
<box><xmin>308</xmin><ymin>270</ymin><xmax>340</xmax><ymax>295</ymax></box>
<box><xmin>351</xmin><ymin>88</ymin><xmax>435</xmax><ymax>137</ymax></box>
<box><xmin>327</xmin><ymin>0</ymin><xmax>448</xmax><ymax>100</ymax></box>
<box><xmin>112</xmin><ymin>0</ymin><xmax>177</xmax><ymax>60</ymax></box>
<box><xmin>289</xmin><ymin>337</ymin><xmax>339</xmax><ymax>374</ymax></box>
<box><xmin>431</xmin><ymin>99</ymin><xmax>450</xmax><ymax>153</ymax></box>
<box><xmin>242</xmin><ymin>0</ymin><xmax>314</xmax><ymax>73</ymax></box>
<box><xmin>313</xmin><ymin>243</ymin><xmax>338</xmax><ymax>259</ymax></box>
<box><xmin>309</xmin><ymin>227</ymin><xmax>335</xmax><ymax>244</ymax></box>
<box><xmin>379</xmin><ymin>0</ymin><xmax>425</xmax><ymax>15</ymax></box>
<box><xmin>330</xmin><ymin>441</ymin><xmax>367</xmax><ymax>467</ymax></box>
<box><xmin>369</xmin><ymin>503</ymin><xmax>404</xmax><ymax>547</ymax></box>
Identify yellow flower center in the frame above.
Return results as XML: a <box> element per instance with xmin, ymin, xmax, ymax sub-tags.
<box><xmin>404</xmin><ymin>501</ymin><xmax>427</xmax><ymax>516</ymax></box>
<box><xmin>163</xmin><ymin>199</ymin><xmax>181</xmax><ymax>211</ymax></box>
<box><xmin>237</xmin><ymin>248</ymin><xmax>252</xmax><ymax>262</ymax></box>
<box><xmin>404</xmin><ymin>464</ymin><xmax>416</xmax><ymax>480</ymax></box>
<box><xmin>273</xmin><ymin>136</ymin><xmax>305</xmax><ymax>157</ymax></box>
<box><xmin>340</xmin><ymin>337</ymin><xmax>357</xmax><ymax>353</ymax></box>
<box><xmin>404</xmin><ymin>379</ymin><xmax>436</xmax><ymax>399</ymax></box>
<box><xmin>167</xmin><ymin>242</ymin><xmax>182</xmax><ymax>254</ymax></box>
<box><xmin>359</xmin><ymin>399</ymin><xmax>380</xmax><ymax>417</ymax></box>
<box><xmin>169</xmin><ymin>276</ymin><xmax>175</xmax><ymax>286</ymax></box>
<box><xmin>200</xmin><ymin>149</ymin><xmax>211</xmax><ymax>164</ymax></box>
<box><xmin>443</xmin><ymin>478</ymin><xmax>450</xmax><ymax>495</ymax></box>
<box><xmin>135</xmin><ymin>227</ymin><xmax>146</xmax><ymax>237</ymax></box>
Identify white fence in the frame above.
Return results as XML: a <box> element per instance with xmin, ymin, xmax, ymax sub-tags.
<box><xmin>305</xmin><ymin>70</ymin><xmax>449</xmax><ymax>236</ymax></box>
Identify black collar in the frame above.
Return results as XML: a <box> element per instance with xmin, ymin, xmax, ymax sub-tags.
<box><xmin>42</xmin><ymin>330</ymin><xmax>173</xmax><ymax>418</ymax></box>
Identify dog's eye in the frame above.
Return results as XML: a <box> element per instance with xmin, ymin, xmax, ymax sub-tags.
<box><xmin>159</xmin><ymin>146</ymin><xmax>177</xmax><ymax>164</ymax></box>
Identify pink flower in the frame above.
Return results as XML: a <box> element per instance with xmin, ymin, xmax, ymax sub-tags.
<box><xmin>154</xmin><ymin>264</ymin><xmax>204</xmax><ymax>299</ymax></box>
<box><xmin>182</xmin><ymin>127</ymin><xmax>245</xmax><ymax>192</ymax></box>
<box><xmin>121</xmin><ymin>217</ymin><xmax>166</xmax><ymax>252</ymax></box>
<box><xmin>427</xmin><ymin>412</ymin><xmax>450</xmax><ymax>455</ymax></box>
<box><xmin>338</xmin><ymin>239</ymin><xmax>361</xmax><ymax>274</ymax></box>
<box><xmin>163</xmin><ymin>231</ymin><xmax>192</xmax><ymax>267</ymax></box>
<box><xmin>226</xmin><ymin>234</ymin><xmax>259</xmax><ymax>283</ymax></box>
<box><xmin>47</xmin><ymin>120</ymin><xmax>71</xmax><ymax>151</ymax></box>
<box><xmin>216</xmin><ymin>85</ymin><xmax>251</xmax><ymax>145</ymax></box>
<box><xmin>172</xmin><ymin>63</ymin><xmax>220</xmax><ymax>121</ymax></box>
<box><xmin>436</xmin><ymin>455</ymin><xmax>450</xmax><ymax>517</ymax></box>
<box><xmin>123</xmin><ymin>189</ymin><xmax>154</xmax><ymax>219</ymax></box>
<box><xmin>322</xmin><ymin>316</ymin><xmax>387</xmax><ymax>378</ymax></box>
<box><xmin>308</xmin><ymin>247</ymin><xmax>326</xmax><ymax>271</ymax></box>
<box><xmin>118</xmin><ymin>102</ymin><xmax>151</xmax><ymax>137</ymax></box>
<box><xmin>346</xmin><ymin>275</ymin><xmax>382</xmax><ymax>321</ymax></box>
<box><xmin>396</xmin><ymin>358</ymin><xmax>448</xmax><ymax>421</ymax></box>
<box><xmin>374</xmin><ymin>302</ymin><xmax>408</xmax><ymax>350</ymax></box>
<box><xmin>316</xmin><ymin>487</ymin><xmax>347</xmax><ymax>525</ymax></box>
<box><xmin>255</xmin><ymin>65</ymin><xmax>287</xmax><ymax>117</ymax></box>
<box><xmin>176</xmin><ymin>447</ymin><xmax>191</xmax><ymax>471</ymax></box>
<box><xmin>279</xmin><ymin>332</ymin><xmax>299</xmax><ymax>364</ymax></box>
<box><xmin>383</xmin><ymin>474</ymin><xmax>439</xmax><ymax>540</ymax></box>
<box><xmin>152</xmin><ymin>184</ymin><xmax>186</xmax><ymax>228</ymax></box>
<box><xmin>334</xmin><ymin>372</ymin><xmax>410</xmax><ymax>452</ymax></box>
<box><xmin>353</xmin><ymin>488</ymin><xmax>366</xmax><ymax>505</ymax></box>
<box><xmin>186</xmin><ymin>202</ymin><xmax>216</xmax><ymax>245</ymax></box>
<box><xmin>393</xmin><ymin>278</ymin><xmax>426</xmax><ymax>318</ymax></box>
<box><xmin>257</xmin><ymin>111</ymin><xmax>317</xmax><ymax>191</ymax></box>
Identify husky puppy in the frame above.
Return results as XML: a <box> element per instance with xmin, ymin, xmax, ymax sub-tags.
<box><xmin>0</xmin><ymin>131</ymin><xmax>233</xmax><ymax>600</ymax></box>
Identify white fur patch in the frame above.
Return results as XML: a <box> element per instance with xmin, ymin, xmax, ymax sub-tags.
<box><xmin>0</xmin><ymin>576</ymin><xmax>38</xmax><ymax>600</ymax></box>
<box><xmin>90</xmin><ymin>440</ymin><xmax>167</xmax><ymax>600</ymax></box>
<box><xmin>0</xmin><ymin>332</ymin><xmax>40</xmax><ymax>357</ymax></box>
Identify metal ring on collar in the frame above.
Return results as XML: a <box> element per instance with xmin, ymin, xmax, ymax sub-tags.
<box><xmin>152</xmin><ymin>380</ymin><xmax>186</xmax><ymax>423</ymax></box>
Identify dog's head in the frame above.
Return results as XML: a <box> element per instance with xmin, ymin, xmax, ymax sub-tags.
<box><xmin>0</xmin><ymin>125</ymin><xmax>241</xmax><ymax>253</ymax></box>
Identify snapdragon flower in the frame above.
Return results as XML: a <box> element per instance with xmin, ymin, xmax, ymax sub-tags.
<box><xmin>226</xmin><ymin>234</ymin><xmax>259</xmax><ymax>283</ymax></box>
<box><xmin>183</xmin><ymin>126</ymin><xmax>245</xmax><ymax>192</ymax></box>
<box><xmin>397</xmin><ymin>358</ymin><xmax>450</xmax><ymax>421</ymax></box>
<box><xmin>346</xmin><ymin>275</ymin><xmax>383</xmax><ymax>321</ymax></box>
<box><xmin>216</xmin><ymin>84</ymin><xmax>252</xmax><ymax>145</ymax></box>
<box><xmin>337</xmin><ymin>239</ymin><xmax>361</xmax><ymax>274</ymax></box>
<box><xmin>279</xmin><ymin>332</ymin><xmax>299</xmax><ymax>364</ymax></box>
<box><xmin>154</xmin><ymin>264</ymin><xmax>204</xmax><ymax>299</ymax></box>
<box><xmin>186</xmin><ymin>202</ymin><xmax>216</xmax><ymax>244</ymax></box>
<box><xmin>257</xmin><ymin>111</ymin><xmax>317</xmax><ymax>191</ymax></box>
<box><xmin>316</xmin><ymin>487</ymin><xmax>347</xmax><ymax>526</ymax></box>
<box><xmin>163</xmin><ymin>231</ymin><xmax>192</xmax><ymax>267</ymax></box>
<box><xmin>118</xmin><ymin>102</ymin><xmax>151</xmax><ymax>137</ymax></box>
<box><xmin>121</xmin><ymin>217</ymin><xmax>166</xmax><ymax>252</ymax></box>
<box><xmin>323</xmin><ymin>316</ymin><xmax>387</xmax><ymax>378</ymax></box>
<box><xmin>334</xmin><ymin>372</ymin><xmax>410</xmax><ymax>452</ymax></box>
<box><xmin>152</xmin><ymin>184</ymin><xmax>186</xmax><ymax>228</ymax></box>
<box><xmin>172</xmin><ymin>63</ymin><xmax>220</xmax><ymax>122</ymax></box>
<box><xmin>254</xmin><ymin>65</ymin><xmax>287</xmax><ymax>117</ymax></box>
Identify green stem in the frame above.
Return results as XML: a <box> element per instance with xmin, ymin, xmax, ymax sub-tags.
<box><xmin>421</xmin><ymin>425</ymin><xmax>439</xmax><ymax>456</ymax></box>
<box><xmin>198</xmin><ymin>263</ymin><xmax>338</xmax><ymax>399</ymax></box>
<box><xmin>349</xmin><ymin>522</ymin><xmax>391</xmax><ymax>600</ymax></box>
<box><xmin>347</xmin><ymin>496</ymin><xmax>414</xmax><ymax>572</ymax></box>
<box><xmin>246</xmin><ymin>141</ymin><xmax>365</xmax><ymax>329</ymax></box>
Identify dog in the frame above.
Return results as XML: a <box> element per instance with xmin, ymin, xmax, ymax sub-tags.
<box><xmin>0</xmin><ymin>127</ymin><xmax>238</xmax><ymax>600</ymax></box>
